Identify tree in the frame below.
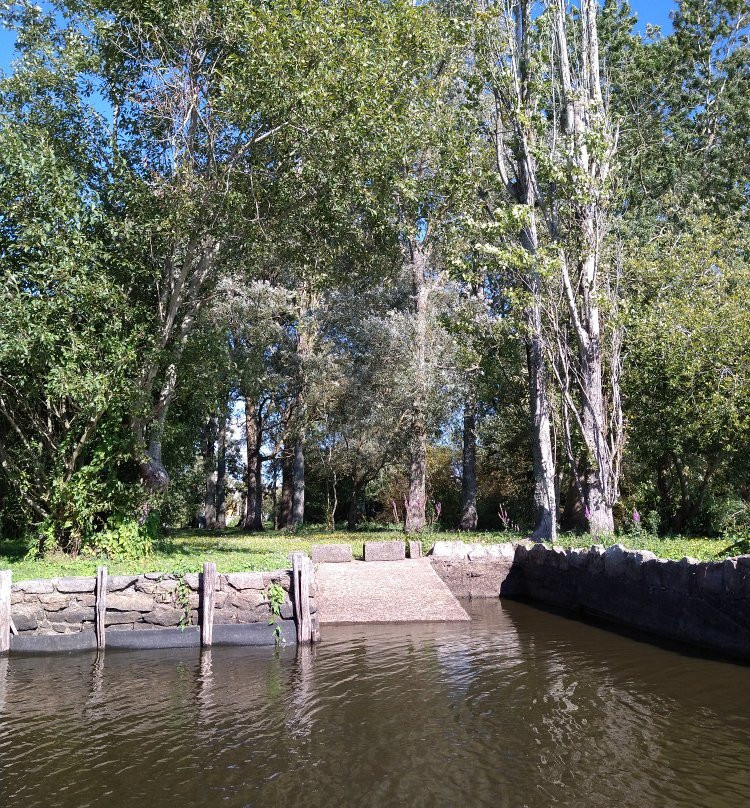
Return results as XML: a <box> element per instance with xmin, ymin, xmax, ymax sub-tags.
<box><xmin>0</xmin><ymin>13</ymin><xmax>143</xmax><ymax>548</ymax></box>
<box><xmin>624</xmin><ymin>217</ymin><xmax>750</xmax><ymax>533</ymax></box>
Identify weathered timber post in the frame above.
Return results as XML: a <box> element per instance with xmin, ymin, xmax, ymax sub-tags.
<box><xmin>311</xmin><ymin>612</ymin><xmax>321</xmax><ymax>644</ymax></box>
<box><xmin>0</xmin><ymin>570</ymin><xmax>11</xmax><ymax>654</ymax></box>
<box><xmin>292</xmin><ymin>552</ymin><xmax>311</xmax><ymax>644</ymax></box>
<box><xmin>95</xmin><ymin>566</ymin><xmax>108</xmax><ymax>650</ymax></box>
<box><xmin>201</xmin><ymin>562</ymin><xmax>217</xmax><ymax>647</ymax></box>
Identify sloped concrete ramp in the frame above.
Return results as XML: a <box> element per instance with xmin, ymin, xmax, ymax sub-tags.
<box><xmin>316</xmin><ymin>558</ymin><xmax>470</xmax><ymax>624</ymax></box>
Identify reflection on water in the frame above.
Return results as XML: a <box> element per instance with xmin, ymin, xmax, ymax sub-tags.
<box><xmin>0</xmin><ymin>600</ymin><xmax>747</xmax><ymax>808</ymax></box>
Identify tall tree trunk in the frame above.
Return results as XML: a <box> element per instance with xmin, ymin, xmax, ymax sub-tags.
<box><xmin>134</xmin><ymin>237</ymin><xmax>221</xmax><ymax>499</ymax></box>
<box><xmin>552</xmin><ymin>0</ymin><xmax>621</xmax><ymax>535</ymax></box>
<box><xmin>458</xmin><ymin>398</ymin><xmax>478</xmax><ymax>531</ymax></box>
<box><xmin>242</xmin><ymin>396</ymin><xmax>264</xmax><ymax>531</ymax></box>
<box><xmin>202</xmin><ymin>414</ymin><xmax>218</xmax><ymax>530</ymax></box>
<box><xmin>515</xmin><ymin>9</ymin><xmax>557</xmax><ymax>541</ymax></box>
<box><xmin>347</xmin><ymin>477</ymin><xmax>362</xmax><ymax>531</ymax></box>
<box><xmin>578</xmin><ymin>292</ymin><xmax>614</xmax><ymax>535</ymax></box>
<box><xmin>526</xmin><ymin>322</ymin><xmax>557</xmax><ymax>542</ymax></box>
<box><xmin>271</xmin><ymin>458</ymin><xmax>279</xmax><ymax>530</ymax></box>
<box><xmin>279</xmin><ymin>447</ymin><xmax>294</xmax><ymax>529</ymax></box>
<box><xmin>291</xmin><ymin>441</ymin><xmax>305</xmax><ymax>528</ymax></box>
<box><xmin>216</xmin><ymin>412</ymin><xmax>227</xmax><ymax>530</ymax></box>
<box><xmin>253</xmin><ymin>437</ymin><xmax>264</xmax><ymax>530</ymax></box>
<box><xmin>404</xmin><ymin>240</ymin><xmax>428</xmax><ymax>534</ymax></box>
<box><xmin>492</xmin><ymin>0</ymin><xmax>558</xmax><ymax>541</ymax></box>
<box><xmin>656</xmin><ymin>456</ymin><xmax>671</xmax><ymax>531</ymax></box>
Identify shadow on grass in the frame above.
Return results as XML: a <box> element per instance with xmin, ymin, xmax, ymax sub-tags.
<box><xmin>0</xmin><ymin>538</ymin><xmax>29</xmax><ymax>563</ymax></box>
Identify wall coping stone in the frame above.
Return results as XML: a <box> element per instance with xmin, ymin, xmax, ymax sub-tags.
<box><xmin>364</xmin><ymin>541</ymin><xmax>405</xmax><ymax>562</ymax></box>
<box><xmin>311</xmin><ymin>544</ymin><xmax>353</xmax><ymax>563</ymax></box>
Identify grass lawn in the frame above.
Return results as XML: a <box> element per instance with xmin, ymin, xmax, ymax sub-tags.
<box><xmin>1</xmin><ymin>523</ymin><xmax>747</xmax><ymax>581</ymax></box>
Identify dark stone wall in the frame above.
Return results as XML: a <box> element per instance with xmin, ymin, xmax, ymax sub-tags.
<box><xmin>430</xmin><ymin>541</ymin><xmax>750</xmax><ymax>661</ymax></box>
<box><xmin>516</xmin><ymin>543</ymin><xmax>750</xmax><ymax>661</ymax></box>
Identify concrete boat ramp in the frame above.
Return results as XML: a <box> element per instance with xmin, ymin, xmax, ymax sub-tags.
<box><xmin>315</xmin><ymin>553</ymin><xmax>470</xmax><ymax>625</ymax></box>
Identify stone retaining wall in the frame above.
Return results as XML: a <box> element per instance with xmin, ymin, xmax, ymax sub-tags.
<box><xmin>430</xmin><ymin>541</ymin><xmax>522</xmax><ymax>598</ymax></box>
<box><xmin>430</xmin><ymin>541</ymin><xmax>750</xmax><ymax>661</ymax></box>
<box><xmin>10</xmin><ymin>569</ymin><xmax>316</xmax><ymax>638</ymax></box>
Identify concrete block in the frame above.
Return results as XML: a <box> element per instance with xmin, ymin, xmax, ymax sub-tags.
<box><xmin>14</xmin><ymin>580</ymin><xmax>54</xmax><ymax>595</ymax></box>
<box><xmin>467</xmin><ymin>543</ymin><xmax>488</xmax><ymax>560</ymax></box>
<box><xmin>604</xmin><ymin>544</ymin><xmax>628</xmax><ymax>577</ymax></box>
<box><xmin>280</xmin><ymin>600</ymin><xmax>294</xmax><ymax>619</ymax></box>
<box><xmin>263</xmin><ymin>571</ymin><xmax>291</xmax><ymax>590</ymax></box>
<box><xmin>104</xmin><ymin>610</ymin><xmax>143</xmax><ymax>626</ymax></box>
<box><xmin>312</xmin><ymin>544</ymin><xmax>353</xmax><ymax>563</ymax></box>
<box><xmin>226</xmin><ymin>572</ymin><xmax>266</xmax><ymax>590</ymax></box>
<box><xmin>183</xmin><ymin>573</ymin><xmax>200</xmax><ymax>590</ymax></box>
<box><xmin>57</xmin><ymin>606</ymin><xmax>95</xmax><ymax>624</ymax></box>
<box><xmin>236</xmin><ymin>607</ymin><xmax>268</xmax><ymax>623</ymax></box>
<box><xmin>107</xmin><ymin>576</ymin><xmax>139</xmax><ymax>592</ymax></box>
<box><xmin>431</xmin><ymin>541</ymin><xmax>469</xmax><ymax>560</ymax></box>
<box><xmin>107</xmin><ymin>593</ymin><xmax>155</xmax><ymax>612</ymax></box>
<box><xmin>12</xmin><ymin>605</ymin><xmax>43</xmax><ymax>631</ymax></box>
<box><xmin>698</xmin><ymin>561</ymin><xmax>724</xmax><ymax>595</ymax></box>
<box><xmin>143</xmin><ymin>606</ymin><xmax>183</xmax><ymax>626</ymax></box>
<box><xmin>484</xmin><ymin>543</ymin><xmax>515</xmax><ymax>560</ymax></box>
<box><xmin>408</xmin><ymin>540</ymin><xmax>423</xmax><ymax>559</ymax></box>
<box><xmin>364</xmin><ymin>541</ymin><xmax>406</xmax><ymax>561</ymax></box>
<box><xmin>55</xmin><ymin>577</ymin><xmax>96</xmax><ymax>594</ymax></box>
<box><xmin>230</xmin><ymin>591</ymin><xmax>266</xmax><ymax>610</ymax></box>
<box><xmin>38</xmin><ymin>594</ymin><xmax>72</xmax><ymax>611</ymax></box>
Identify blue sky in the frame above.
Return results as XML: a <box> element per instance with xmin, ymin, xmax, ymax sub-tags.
<box><xmin>628</xmin><ymin>0</ymin><xmax>676</xmax><ymax>33</ymax></box>
<box><xmin>0</xmin><ymin>1</ymin><xmax>678</xmax><ymax>76</ymax></box>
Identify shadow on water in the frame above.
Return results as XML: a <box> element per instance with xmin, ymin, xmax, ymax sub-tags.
<box><xmin>0</xmin><ymin>601</ymin><xmax>748</xmax><ymax>808</ymax></box>
<box><xmin>501</xmin><ymin>593</ymin><xmax>750</xmax><ymax>666</ymax></box>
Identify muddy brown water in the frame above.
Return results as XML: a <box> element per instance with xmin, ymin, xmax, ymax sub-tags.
<box><xmin>0</xmin><ymin>600</ymin><xmax>747</xmax><ymax>808</ymax></box>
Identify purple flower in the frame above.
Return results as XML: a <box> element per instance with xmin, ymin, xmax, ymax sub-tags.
<box><xmin>633</xmin><ymin>509</ymin><xmax>641</xmax><ymax>524</ymax></box>
<box><xmin>584</xmin><ymin>506</ymin><xmax>591</xmax><ymax>520</ymax></box>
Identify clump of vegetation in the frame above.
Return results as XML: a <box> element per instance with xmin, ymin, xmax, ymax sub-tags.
<box><xmin>266</xmin><ymin>582</ymin><xmax>286</xmax><ymax>644</ymax></box>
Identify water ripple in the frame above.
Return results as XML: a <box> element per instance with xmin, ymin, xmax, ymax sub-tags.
<box><xmin>0</xmin><ymin>600</ymin><xmax>748</xmax><ymax>808</ymax></box>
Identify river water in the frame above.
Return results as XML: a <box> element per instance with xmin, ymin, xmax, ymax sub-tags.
<box><xmin>0</xmin><ymin>600</ymin><xmax>747</xmax><ymax>808</ymax></box>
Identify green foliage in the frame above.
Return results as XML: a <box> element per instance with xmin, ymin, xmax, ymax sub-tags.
<box><xmin>95</xmin><ymin>513</ymin><xmax>159</xmax><ymax>560</ymax></box>
<box><xmin>175</xmin><ymin>576</ymin><xmax>191</xmax><ymax>631</ymax></box>
<box><xmin>623</xmin><ymin>216</ymin><xmax>750</xmax><ymax>534</ymax></box>
<box><xmin>266</xmin><ymin>582</ymin><xmax>286</xmax><ymax>643</ymax></box>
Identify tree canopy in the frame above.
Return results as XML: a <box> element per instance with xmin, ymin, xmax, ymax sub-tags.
<box><xmin>1</xmin><ymin>0</ymin><xmax>748</xmax><ymax>555</ymax></box>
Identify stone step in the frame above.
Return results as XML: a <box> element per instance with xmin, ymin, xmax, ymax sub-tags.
<box><xmin>315</xmin><ymin>559</ymin><xmax>470</xmax><ymax>625</ymax></box>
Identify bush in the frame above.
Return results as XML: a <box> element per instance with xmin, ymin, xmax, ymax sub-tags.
<box><xmin>94</xmin><ymin>513</ymin><xmax>160</xmax><ymax>560</ymax></box>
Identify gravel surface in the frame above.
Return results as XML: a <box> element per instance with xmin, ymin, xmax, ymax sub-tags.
<box><xmin>316</xmin><ymin>559</ymin><xmax>470</xmax><ymax>624</ymax></box>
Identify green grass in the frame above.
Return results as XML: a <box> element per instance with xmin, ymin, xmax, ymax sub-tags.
<box><xmin>543</xmin><ymin>531</ymin><xmax>747</xmax><ymax>562</ymax></box>
<box><xmin>0</xmin><ymin>523</ymin><xmax>746</xmax><ymax>581</ymax></box>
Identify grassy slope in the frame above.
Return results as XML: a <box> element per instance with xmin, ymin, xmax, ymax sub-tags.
<box><xmin>1</xmin><ymin>525</ymin><xmax>746</xmax><ymax>580</ymax></box>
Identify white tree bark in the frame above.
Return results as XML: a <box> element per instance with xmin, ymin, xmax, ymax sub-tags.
<box><xmin>404</xmin><ymin>239</ymin><xmax>429</xmax><ymax>535</ymax></box>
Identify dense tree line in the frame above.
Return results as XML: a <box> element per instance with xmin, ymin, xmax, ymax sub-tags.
<box><xmin>0</xmin><ymin>0</ymin><xmax>747</xmax><ymax>555</ymax></box>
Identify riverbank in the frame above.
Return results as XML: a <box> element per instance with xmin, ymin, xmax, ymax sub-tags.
<box><xmin>1</xmin><ymin>526</ymin><xmax>744</xmax><ymax>580</ymax></box>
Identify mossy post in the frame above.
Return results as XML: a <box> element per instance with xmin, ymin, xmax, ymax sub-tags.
<box><xmin>0</xmin><ymin>570</ymin><xmax>11</xmax><ymax>654</ymax></box>
<box><xmin>201</xmin><ymin>562</ymin><xmax>217</xmax><ymax>647</ymax></box>
<box><xmin>292</xmin><ymin>552</ymin><xmax>311</xmax><ymax>644</ymax></box>
<box><xmin>95</xmin><ymin>566</ymin><xmax>108</xmax><ymax>650</ymax></box>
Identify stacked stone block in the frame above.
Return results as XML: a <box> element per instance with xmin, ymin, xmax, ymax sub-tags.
<box><xmin>10</xmin><ymin>569</ymin><xmax>312</xmax><ymax>637</ymax></box>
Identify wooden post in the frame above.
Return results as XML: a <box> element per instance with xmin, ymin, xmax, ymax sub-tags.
<box><xmin>95</xmin><ymin>565</ymin><xmax>108</xmax><ymax>650</ymax></box>
<box><xmin>201</xmin><ymin>562</ymin><xmax>217</xmax><ymax>647</ymax></box>
<box><xmin>0</xmin><ymin>570</ymin><xmax>11</xmax><ymax>654</ymax></box>
<box><xmin>292</xmin><ymin>553</ymin><xmax>311</xmax><ymax>644</ymax></box>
